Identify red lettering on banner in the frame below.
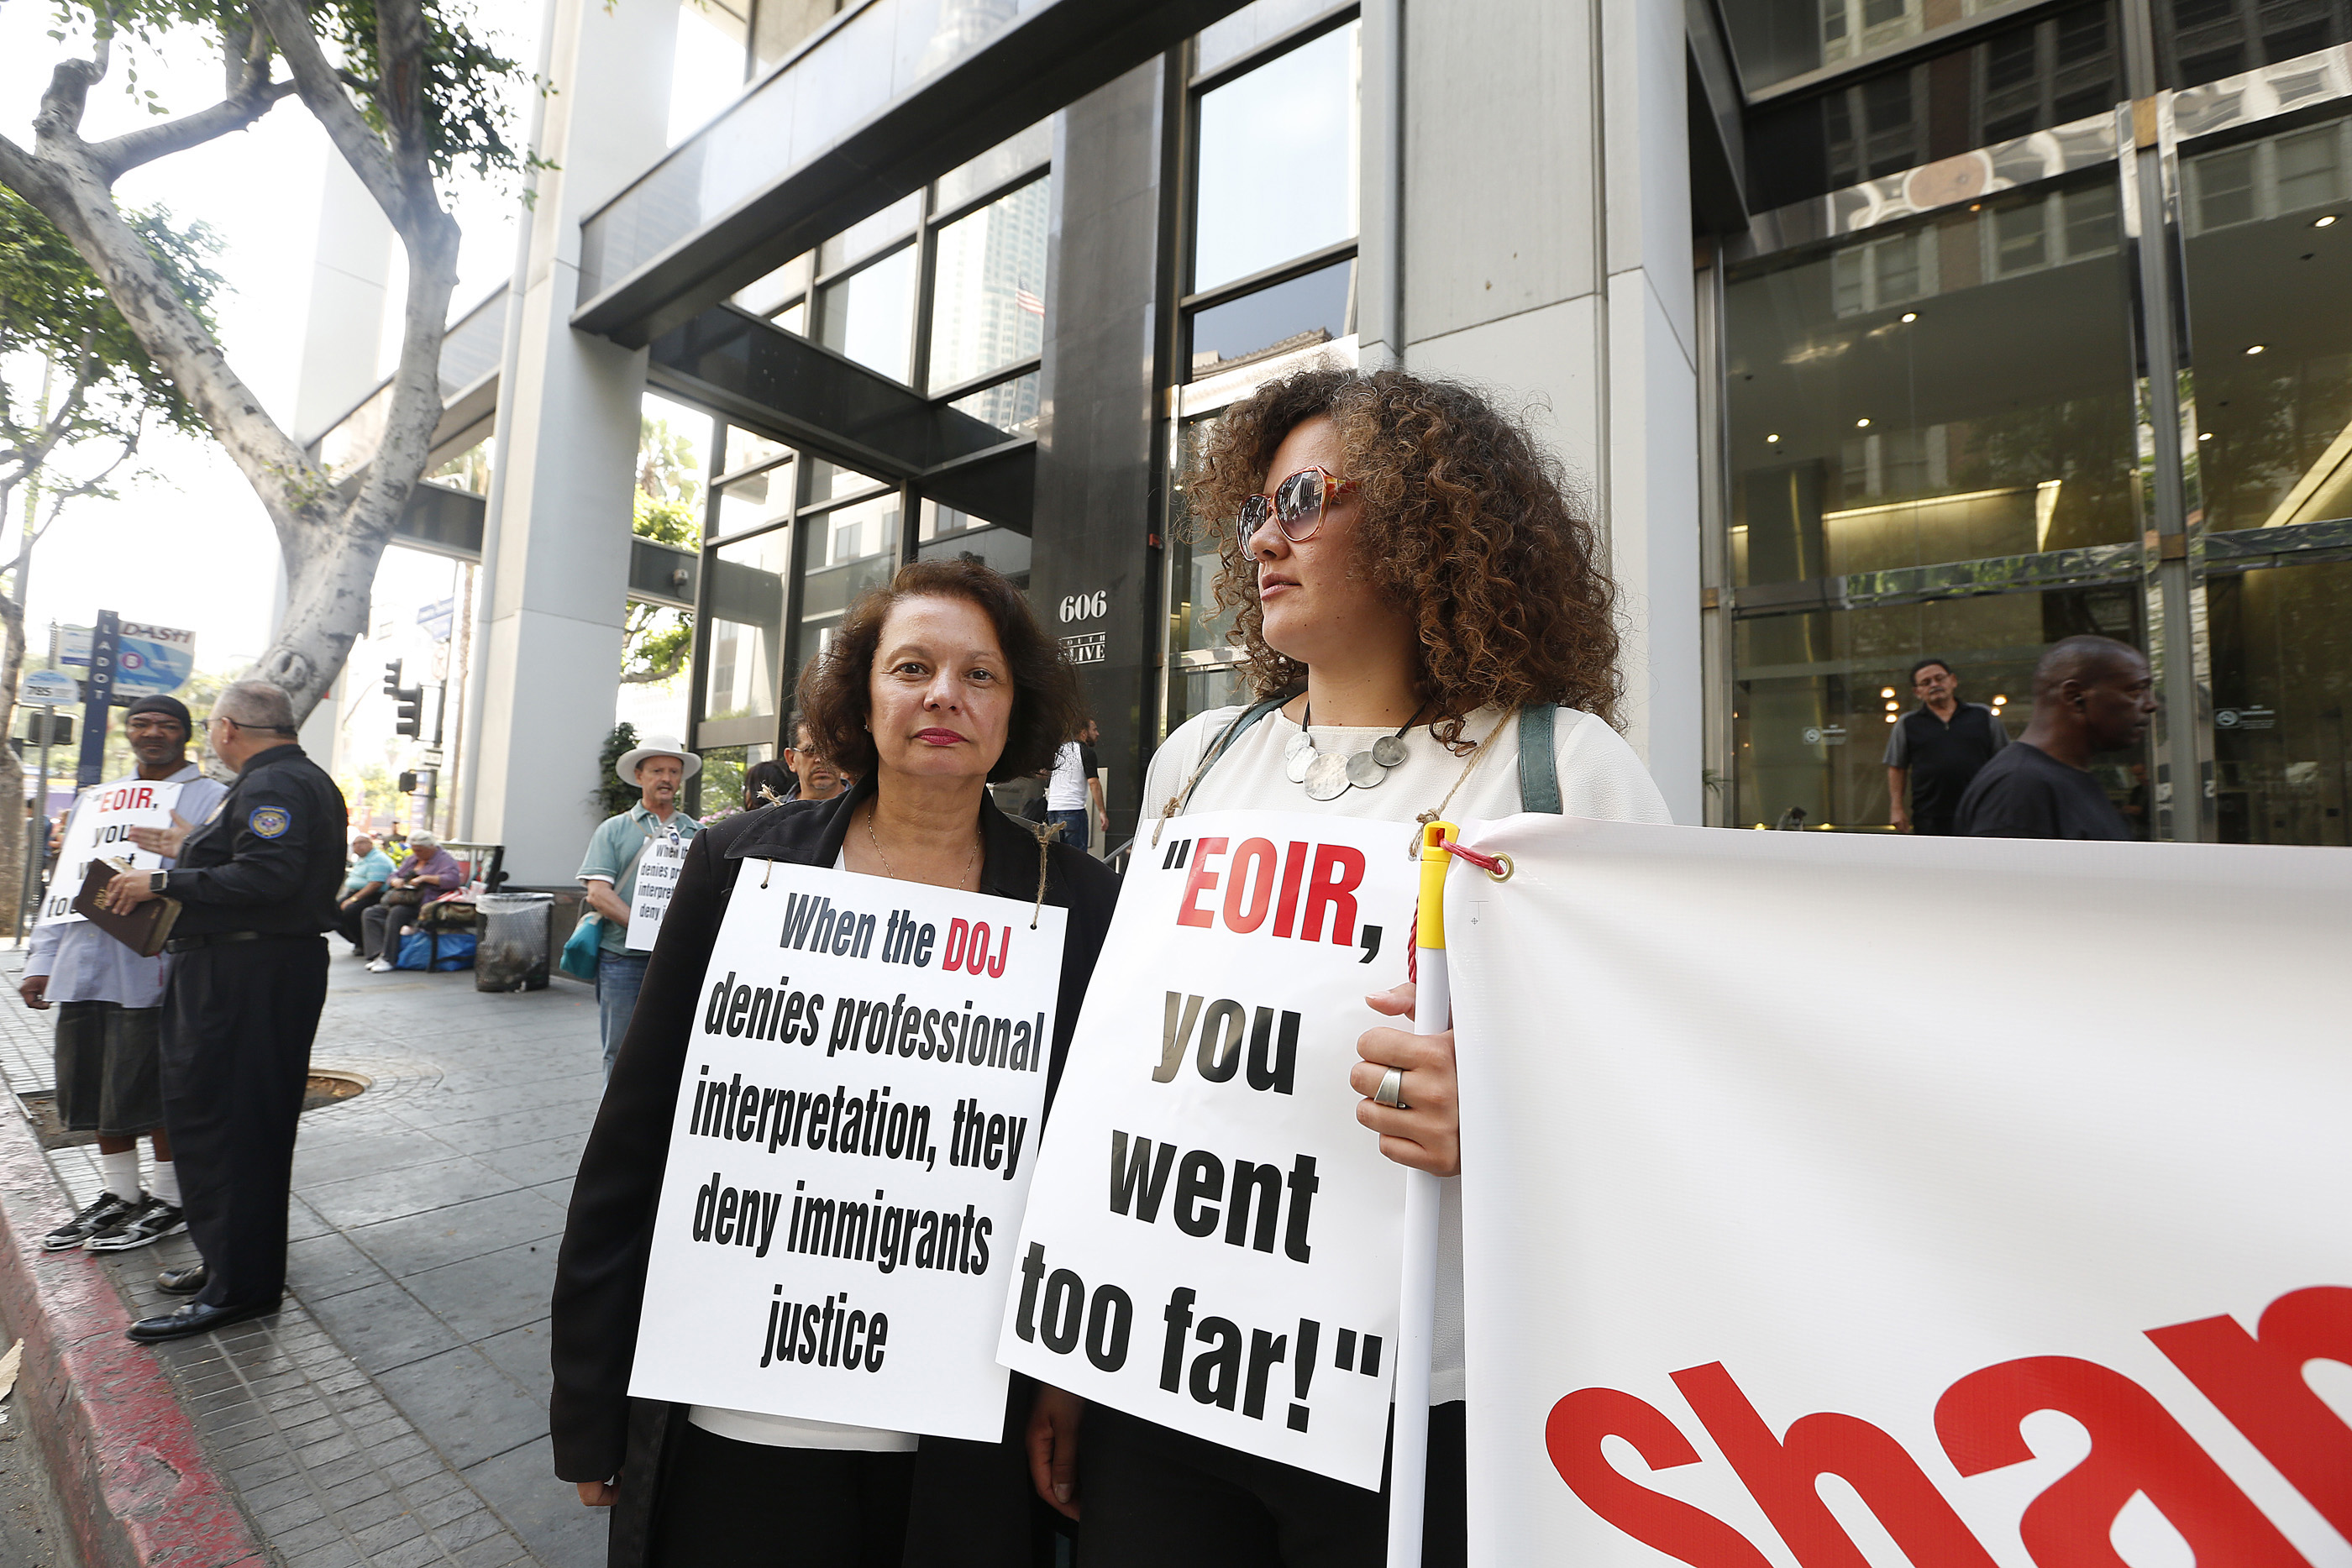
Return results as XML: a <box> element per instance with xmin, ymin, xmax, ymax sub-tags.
<box><xmin>1673</xmin><ymin>1361</ymin><xmax>1998</xmax><ymax>1568</ymax></box>
<box><xmin>1545</xmin><ymin>1387</ymin><xmax>1774</xmax><ymax>1567</ymax></box>
<box><xmin>945</xmin><ymin>919</ymin><xmax>969</xmax><ymax>970</ymax></box>
<box><xmin>2146</xmin><ymin>1285</ymin><xmax>2352</xmax><ymax>1543</ymax></box>
<box><xmin>1222</xmin><ymin>840</ymin><xmax>1279</xmax><ymax>933</ymax></box>
<box><xmin>1935</xmin><ymin>1356</ymin><xmax>2310</xmax><ymax>1567</ymax></box>
<box><xmin>1271</xmin><ymin>841</ymin><xmax>1309</xmax><ymax>938</ymax></box>
<box><xmin>1299</xmin><ymin>845</ymin><xmax>1363</xmax><ymax>945</ymax></box>
<box><xmin>1176</xmin><ymin>838</ymin><xmax>1230</xmax><ymax>928</ymax></box>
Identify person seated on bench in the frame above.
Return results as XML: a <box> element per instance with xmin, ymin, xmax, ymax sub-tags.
<box><xmin>362</xmin><ymin>831</ymin><xmax>465</xmax><ymax>973</ymax></box>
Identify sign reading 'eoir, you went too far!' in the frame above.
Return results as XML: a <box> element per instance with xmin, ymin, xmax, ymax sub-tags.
<box><xmin>630</xmin><ymin>859</ymin><xmax>1065</xmax><ymax>1441</ymax></box>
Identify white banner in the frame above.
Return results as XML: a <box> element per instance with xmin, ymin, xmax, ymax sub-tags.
<box><xmin>626</xmin><ymin>835</ymin><xmax>688</xmax><ymax>952</ymax></box>
<box><xmin>1000</xmin><ymin>810</ymin><xmax>1416</xmax><ymax>1488</ymax></box>
<box><xmin>1445</xmin><ymin>816</ymin><xmax>2352</xmax><ymax>1568</ymax></box>
<box><xmin>630</xmin><ymin>859</ymin><xmax>1065</xmax><ymax>1441</ymax></box>
<box><xmin>38</xmin><ymin>779</ymin><xmax>182</xmax><ymax>926</ymax></box>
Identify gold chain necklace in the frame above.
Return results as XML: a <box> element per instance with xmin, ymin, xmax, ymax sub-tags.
<box><xmin>864</xmin><ymin>803</ymin><xmax>979</xmax><ymax>887</ymax></box>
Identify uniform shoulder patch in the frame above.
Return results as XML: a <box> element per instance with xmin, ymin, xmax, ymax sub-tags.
<box><xmin>249</xmin><ymin>805</ymin><xmax>291</xmax><ymax>839</ymax></box>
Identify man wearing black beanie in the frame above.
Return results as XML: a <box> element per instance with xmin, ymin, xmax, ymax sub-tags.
<box><xmin>18</xmin><ymin>690</ymin><xmax>228</xmax><ymax>1252</ymax></box>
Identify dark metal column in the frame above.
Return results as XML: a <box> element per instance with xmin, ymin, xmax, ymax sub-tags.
<box><xmin>1029</xmin><ymin>60</ymin><xmax>1174</xmax><ymax>841</ymax></box>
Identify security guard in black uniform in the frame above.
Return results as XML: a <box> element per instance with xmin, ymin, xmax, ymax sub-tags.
<box><xmin>100</xmin><ymin>680</ymin><xmax>348</xmax><ymax>1342</ymax></box>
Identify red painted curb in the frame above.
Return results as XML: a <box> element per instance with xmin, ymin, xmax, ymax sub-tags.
<box><xmin>0</xmin><ymin>1101</ymin><xmax>266</xmax><ymax>1568</ymax></box>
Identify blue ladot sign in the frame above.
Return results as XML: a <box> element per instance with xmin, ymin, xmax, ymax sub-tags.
<box><xmin>60</xmin><ymin>621</ymin><xmax>195</xmax><ymax>700</ymax></box>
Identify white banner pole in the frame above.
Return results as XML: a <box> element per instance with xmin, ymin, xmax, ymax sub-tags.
<box><xmin>1387</xmin><ymin>821</ymin><xmax>1456</xmax><ymax>1567</ymax></box>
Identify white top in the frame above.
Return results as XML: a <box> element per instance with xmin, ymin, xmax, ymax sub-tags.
<box><xmin>686</xmin><ymin>847</ymin><xmax>922</xmax><ymax>1454</ymax></box>
<box><xmin>1142</xmin><ymin>703</ymin><xmax>1672</xmax><ymax>1403</ymax></box>
<box><xmin>1046</xmin><ymin>741</ymin><xmax>1091</xmax><ymax>811</ymax></box>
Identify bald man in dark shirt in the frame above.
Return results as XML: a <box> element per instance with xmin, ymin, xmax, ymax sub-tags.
<box><xmin>1956</xmin><ymin>636</ymin><xmax>2158</xmax><ymax>840</ymax></box>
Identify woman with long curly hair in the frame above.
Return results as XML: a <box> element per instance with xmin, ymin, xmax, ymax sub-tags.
<box><xmin>1025</xmin><ymin>367</ymin><xmax>1670</xmax><ymax>1566</ymax></box>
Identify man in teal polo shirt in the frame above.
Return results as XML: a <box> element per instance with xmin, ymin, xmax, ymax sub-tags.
<box><xmin>577</xmin><ymin>735</ymin><xmax>701</xmax><ymax>1080</ymax></box>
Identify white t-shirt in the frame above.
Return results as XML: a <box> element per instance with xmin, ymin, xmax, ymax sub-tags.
<box><xmin>686</xmin><ymin>848</ymin><xmax>922</xmax><ymax>1454</ymax></box>
<box><xmin>1046</xmin><ymin>741</ymin><xmax>1091</xmax><ymax>811</ymax></box>
<box><xmin>1141</xmin><ymin>702</ymin><xmax>1672</xmax><ymax>1404</ymax></box>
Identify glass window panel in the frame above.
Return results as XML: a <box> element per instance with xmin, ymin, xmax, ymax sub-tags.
<box><xmin>817</xmin><ymin>244</ymin><xmax>916</xmax><ymax>383</ymax></box>
<box><xmin>669</xmin><ymin>0</ymin><xmax>750</xmax><ymax>145</ymax></box>
<box><xmin>751</xmin><ymin>0</ymin><xmax>837</xmax><ymax>77</ymax></box>
<box><xmin>916</xmin><ymin>503</ymin><xmax>1033</xmax><ymax>586</ymax></box>
<box><xmin>1725</xmin><ymin>177</ymin><xmax>2138</xmax><ymax>586</ymax></box>
<box><xmin>2207</xmin><ymin>561</ymin><xmax>2352</xmax><ymax>846</ymax></box>
<box><xmin>795</xmin><ymin>493</ymin><xmax>900</xmax><ymax>676</ymax></box>
<box><xmin>722</xmin><ymin>426</ymin><xmax>790</xmax><ymax>475</ymax></box>
<box><xmin>2157</xmin><ymin>0</ymin><xmax>2351</xmax><ymax>90</ymax></box>
<box><xmin>936</xmin><ymin>118</ymin><xmax>1052</xmax><ymax>213</ymax></box>
<box><xmin>804</xmin><ymin>458</ymin><xmax>885</xmax><ymax>506</ymax></box>
<box><xmin>639</xmin><ymin>394</ymin><xmax>710</xmax><ymax>544</ymax></box>
<box><xmin>1728</xmin><ymin>0</ymin><xmax>2021</xmax><ymax>89</ymax></box>
<box><xmin>732</xmin><ymin>252</ymin><xmax>811</xmax><ymax>317</ymax></box>
<box><xmin>1198</xmin><ymin>0</ymin><xmax>1345</xmax><ymax>78</ymax></box>
<box><xmin>704</xmin><ymin>527</ymin><xmax>794</xmax><ymax>724</ymax></box>
<box><xmin>713</xmin><ymin>463</ymin><xmax>793</xmax><ymax>538</ymax></box>
<box><xmin>950</xmin><ymin>371</ymin><xmax>1042</xmax><ymax>434</ymax></box>
<box><xmin>772</xmin><ymin>299</ymin><xmax>807</xmax><ymax>336</ymax></box>
<box><xmin>1189</xmin><ymin>259</ymin><xmax>1353</xmax><ymax>379</ymax></box>
<box><xmin>1731</xmin><ymin>585</ymin><xmax>2145</xmax><ymax>832</ymax></box>
<box><xmin>1192</xmin><ymin>22</ymin><xmax>1360</xmax><ymax>292</ymax></box>
<box><xmin>927</xmin><ymin>178</ymin><xmax>1050</xmax><ymax>392</ymax></box>
<box><xmin>2184</xmin><ymin>122</ymin><xmax>2352</xmax><ymax>532</ymax></box>
<box><xmin>818</xmin><ymin>193</ymin><xmax>921</xmax><ymax>275</ymax></box>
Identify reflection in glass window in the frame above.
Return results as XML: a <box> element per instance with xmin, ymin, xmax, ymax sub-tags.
<box><xmin>722</xmin><ymin>426</ymin><xmax>790</xmax><ymax>475</ymax></box>
<box><xmin>819</xmin><ymin>193</ymin><xmax>922</xmax><ymax>275</ymax></box>
<box><xmin>772</xmin><ymin>299</ymin><xmax>807</xmax><ymax>337</ymax></box>
<box><xmin>1725</xmin><ymin>180</ymin><xmax>2137</xmax><ymax>585</ymax></box>
<box><xmin>1732</xmin><ymin>585</ymin><xmax>2143</xmax><ymax>831</ymax></box>
<box><xmin>916</xmin><ymin>501</ymin><xmax>1032</xmax><ymax>585</ymax></box>
<box><xmin>2157</xmin><ymin>0</ymin><xmax>2351</xmax><ymax>91</ymax></box>
<box><xmin>2208</xmin><ymin>561</ymin><xmax>2352</xmax><ymax>846</ymax></box>
<box><xmin>1726</xmin><ymin>0</ymin><xmax>2014</xmax><ymax>90</ymax></box>
<box><xmin>1189</xmin><ymin>260</ymin><xmax>1353</xmax><ymax>377</ymax></box>
<box><xmin>705</xmin><ymin>527</ymin><xmax>794</xmax><ymax>723</ymax></box>
<box><xmin>669</xmin><ymin>0</ymin><xmax>749</xmax><ymax>146</ymax></box>
<box><xmin>805</xmin><ymin>458</ymin><xmax>885</xmax><ymax>506</ymax></box>
<box><xmin>1198</xmin><ymin>0</ymin><xmax>1345</xmax><ymax>78</ymax></box>
<box><xmin>928</xmin><ymin>179</ymin><xmax>1050</xmax><ymax>392</ymax></box>
<box><xmin>817</xmin><ymin>245</ymin><xmax>917</xmax><ymax>382</ymax></box>
<box><xmin>733</xmin><ymin>252</ymin><xmax>812</xmax><ymax>317</ymax></box>
<box><xmin>2183</xmin><ymin>122</ymin><xmax>2352</xmax><ymax>532</ymax></box>
<box><xmin>795</xmin><ymin>493</ymin><xmax>900</xmax><ymax>675</ymax></box>
<box><xmin>752</xmin><ymin>0</ymin><xmax>839</xmax><ymax>78</ymax></box>
<box><xmin>714</xmin><ymin>463</ymin><xmax>792</xmax><ymax>538</ymax></box>
<box><xmin>1193</xmin><ymin>23</ymin><xmax>1359</xmax><ymax>292</ymax></box>
<box><xmin>950</xmin><ymin>372</ymin><xmax>1040</xmax><ymax>434</ymax></box>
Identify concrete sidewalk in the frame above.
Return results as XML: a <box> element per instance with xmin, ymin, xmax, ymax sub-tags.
<box><xmin>0</xmin><ymin>946</ymin><xmax>611</xmax><ymax>1568</ymax></box>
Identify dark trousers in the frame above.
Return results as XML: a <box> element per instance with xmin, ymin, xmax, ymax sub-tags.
<box><xmin>648</xmin><ymin>1419</ymin><xmax>915</xmax><ymax>1567</ymax></box>
<box><xmin>1075</xmin><ymin>1402</ymin><xmax>1466</xmax><ymax>1568</ymax></box>
<box><xmin>160</xmin><ymin>936</ymin><xmax>329</xmax><ymax>1309</ymax></box>
<box><xmin>334</xmin><ymin>889</ymin><xmax>382</xmax><ymax>947</ymax></box>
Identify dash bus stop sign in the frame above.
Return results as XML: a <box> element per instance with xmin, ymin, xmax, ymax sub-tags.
<box><xmin>60</xmin><ymin>620</ymin><xmax>195</xmax><ymax>700</ymax></box>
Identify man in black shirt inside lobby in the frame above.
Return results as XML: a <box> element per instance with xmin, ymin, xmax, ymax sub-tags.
<box><xmin>1885</xmin><ymin>658</ymin><xmax>2009</xmax><ymax>835</ymax></box>
<box><xmin>1956</xmin><ymin>636</ymin><xmax>2157</xmax><ymax>841</ymax></box>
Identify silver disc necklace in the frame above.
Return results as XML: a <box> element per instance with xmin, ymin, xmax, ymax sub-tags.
<box><xmin>1284</xmin><ymin>702</ymin><xmax>1424</xmax><ymax>801</ymax></box>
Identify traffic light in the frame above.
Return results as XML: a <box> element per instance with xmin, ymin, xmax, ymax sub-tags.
<box><xmin>398</xmin><ymin>770</ymin><xmax>419</xmax><ymax>794</ymax></box>
<box><xmin>394</xmin><ymin>687</ymin><xmax>423</xmax><ymax>738</ymax></box>
<box><xmin>382</xmin><ymin>659</ymin><xmax>403</xmax><ymax>698</ymax></box>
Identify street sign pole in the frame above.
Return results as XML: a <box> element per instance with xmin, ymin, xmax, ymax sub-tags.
<box><xmin>75</xmin><ymin>609</ymin><xmax>118</xmax><ymax>789</ymax></box>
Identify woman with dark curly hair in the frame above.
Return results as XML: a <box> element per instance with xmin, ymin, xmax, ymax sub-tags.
<box><xmin>1024</xmin><ymin>368</ymin><xmax>1669</xmax><ymax>1566</ymax></box>
<box><xmin>551</xmin><ymin>558</ymin><xmax>1120</xmax><ymax>1568</ymax></box>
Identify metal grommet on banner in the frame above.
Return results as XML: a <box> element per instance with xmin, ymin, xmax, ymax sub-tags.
<box><xmin>1483</xmin><ymin>852</ymin><xmax>1514</xmax><ymax>884</ymax></box>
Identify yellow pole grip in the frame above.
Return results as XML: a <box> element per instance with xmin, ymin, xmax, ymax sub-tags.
<box><xmin>1416</xmin><ymin>820</ymin><xmax>1457</xmax><ymax>951</ymax></box>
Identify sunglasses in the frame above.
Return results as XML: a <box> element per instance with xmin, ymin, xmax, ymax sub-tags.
<box><xmin>1235</xmin><ymin>466</ymin><xmax>1358</xmax><ymax>549</ymax></box>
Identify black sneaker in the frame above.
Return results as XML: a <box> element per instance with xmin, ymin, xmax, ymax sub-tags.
<box><xmin>85</xmin><ymin>1195</ymin><xmax>186</xmax><ymax>1252</ymax></box>
<box><xmin>42</xmin><ymin>1191</ymin><xmax>140</xmax><ymax>1251</ymax></box>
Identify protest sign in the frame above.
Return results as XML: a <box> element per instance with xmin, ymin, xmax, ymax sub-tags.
<box><xmin>630</xmin><ymin>858</ymin><xmax>1066</xmax><ymax>1440</ymax></box>
<box><xmin>1000</xmin><ymin>810</ymin><xmax>1416</xmax><ymax>1488</ymax></box>
<box><xmin>625</xmin><ymin>834</ymin><xmax>688</xmax><ymax>952</ymax></box>
<box><xmin>1442</xmin><ymin>815</ymin><xmax>2352</xmax><ymax>1568</ymax></box>
<box><xmin>38</xmin><ymin>779</ymin><xmax>183</xmax><ymax>926</ymax></box>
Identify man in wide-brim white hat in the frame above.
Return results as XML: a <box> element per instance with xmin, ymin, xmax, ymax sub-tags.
<box><xmin>577</xmin><ymin>734</ymin><xmax>704</xmax><ymax>1080</ymax></box>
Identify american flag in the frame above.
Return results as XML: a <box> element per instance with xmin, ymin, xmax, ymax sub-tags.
<box><xmin>1015</xmin><ymin>285</ymin><xmax>1043</xmax><ymax>316</ymax></box>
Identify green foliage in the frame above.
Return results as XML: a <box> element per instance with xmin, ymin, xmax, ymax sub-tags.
<box><xmin>623</xmin><ymin>415</ymin><xmax>699</xmax><ymax>684</ymax></box>
<box><xmin>632</xmin><ymin>490</ymin><xmax>696</xmax><ymax>546</ymax></box>
<box><xmin>594</xmin><ymin>721</ymin><xmax>639</xmax><ymax>817</ymax></box>
<box><xmin>638</xmin><ymin>415</ymin><xmax>704</xmax><ymax>510</ymax></box>
<box><xmin>622</xmin><ymin>603</ymin><xmax>691</xmax><ymax>684</ymax></box>
<box><xmin>696</xmin><ymin>745</ymin><xmax>746</xmax><ymax>820</ymax></box>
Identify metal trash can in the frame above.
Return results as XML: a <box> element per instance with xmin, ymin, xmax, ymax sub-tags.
<box><xmin>475</xmin><ymin>892</ymin><xmax>554</xmax><ymax>992</ymax></box>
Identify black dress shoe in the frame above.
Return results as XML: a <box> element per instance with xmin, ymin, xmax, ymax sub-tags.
<box><xmin>156</xmin><ymin>1262</ymin><xmax>207</xmax><ymax>1295</ymax></box>
<box><xmin>125</xmin><ymin>1298</ymin><xmax>279</xmax><ymax>1343</ymax></box>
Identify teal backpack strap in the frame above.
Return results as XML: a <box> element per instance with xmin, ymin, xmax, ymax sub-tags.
<box><xmin>1517</xmin><ymin>705</ymin><xmax>1563</xmax><ymax>814</ymax></box>
<box><xmin>1154</xmin><ymin>694</ymin><xmax>1294</xmax><ymax>843</ymax></box>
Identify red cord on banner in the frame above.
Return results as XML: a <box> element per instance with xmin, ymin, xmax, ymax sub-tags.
<box><xmin>1405</xmin><ymin>836</ymin><xmax>1508</xmax><ymax>983</ymax></box>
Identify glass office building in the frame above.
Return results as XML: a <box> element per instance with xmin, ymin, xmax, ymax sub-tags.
<box><xmin>317</xmin><ymin>0</ymin><xmax>2351</xmax><ymax>878</ymax></box>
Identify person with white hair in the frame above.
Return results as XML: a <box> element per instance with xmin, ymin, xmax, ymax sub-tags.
<box><xmin>97</xmin><ymin>679</ymin><xmax>349</xmax><ymax>1344</ymax></box>
<box><xmin>360</xmin><ymin>827</ymin><xmax>466</xmax><ymax>972</ymax></box>
<box><xmin>576</xmin><ymin>735</ymin><xmax>703</xmax><ymax>1080</ymax></box>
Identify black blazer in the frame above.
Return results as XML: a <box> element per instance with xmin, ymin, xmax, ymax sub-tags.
<box><xmin>549</xmin><ymin>780</ymin><xmax>1119</xmax><ymax>1566</ymax></box>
